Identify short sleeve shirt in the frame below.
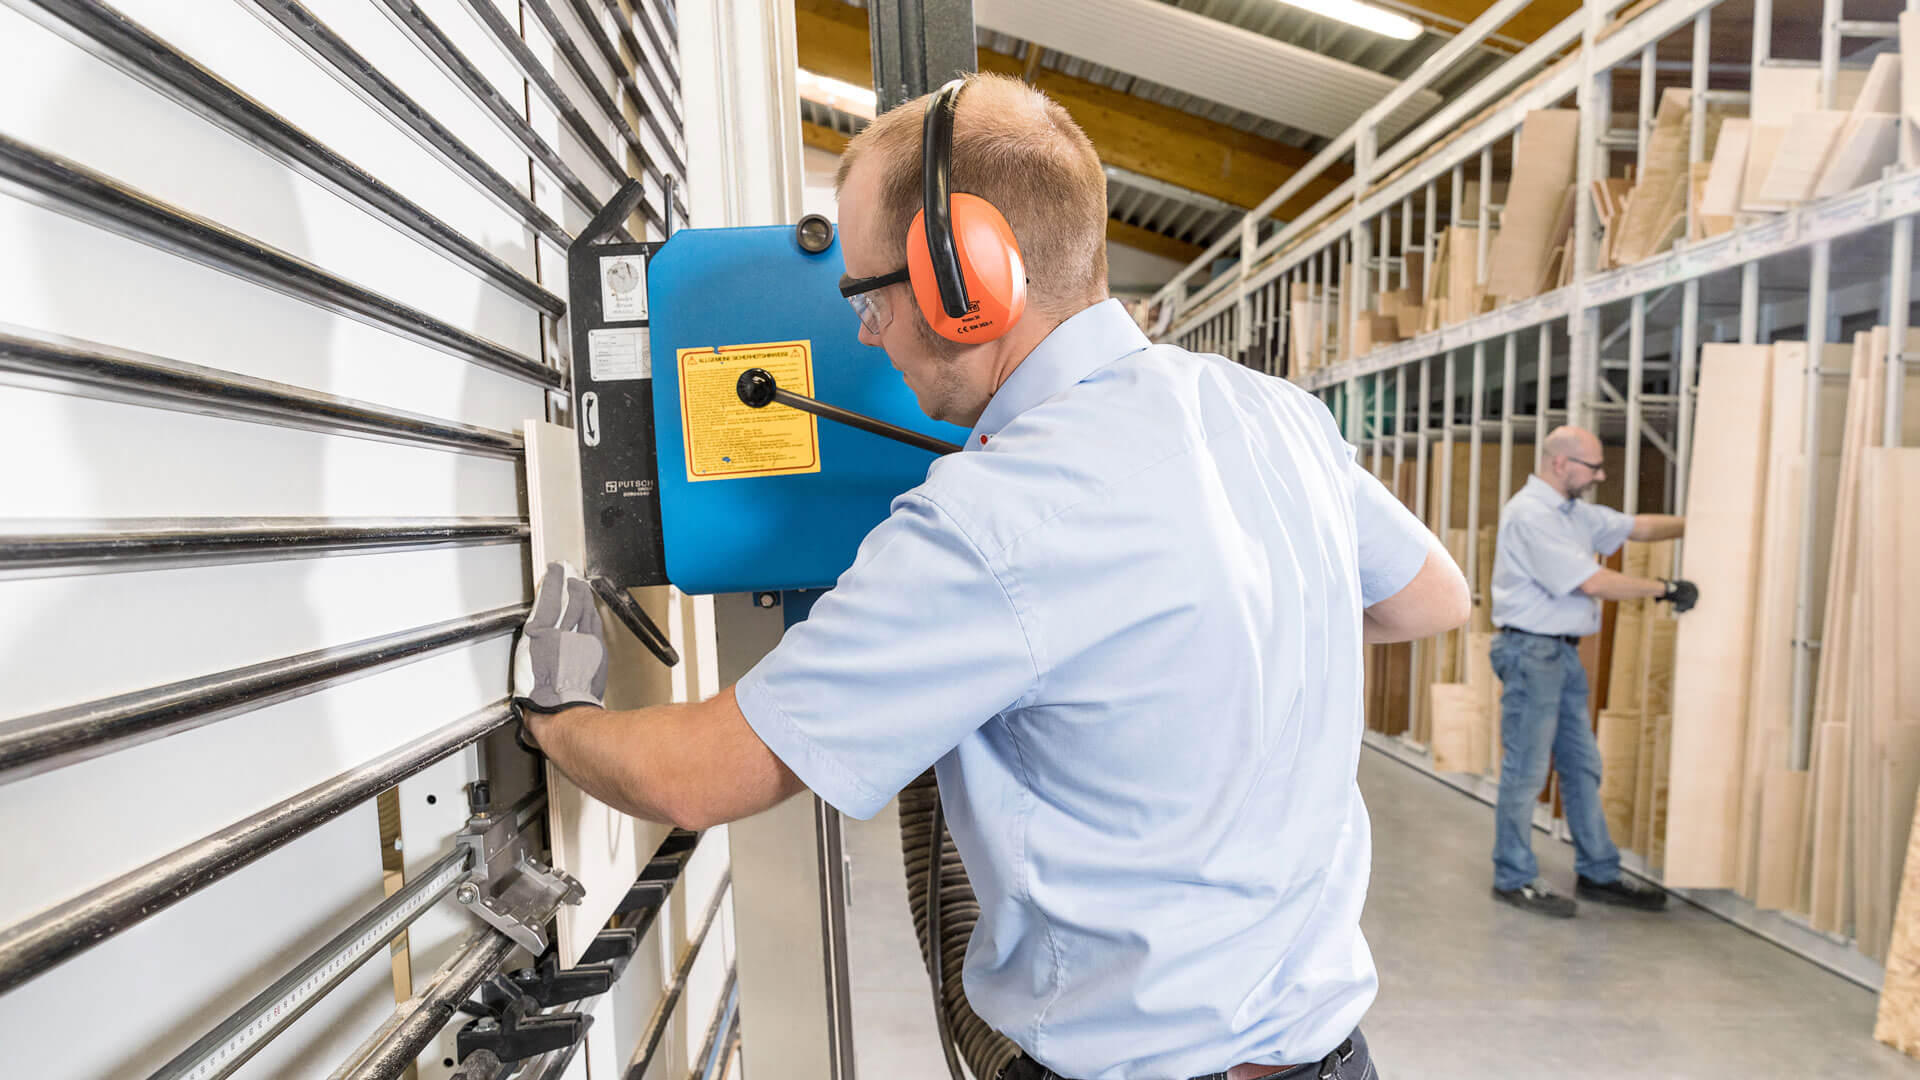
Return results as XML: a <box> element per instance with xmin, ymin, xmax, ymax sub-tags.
<box><xmin>735</xmin><ymin>299</ymin><xmax>1434</xmax><ymax>1078</ymax></box>
<box><xmin>1490</xmin><ymin>474</ymin><xmax>1635</xmax><ymax>637</ymax></box>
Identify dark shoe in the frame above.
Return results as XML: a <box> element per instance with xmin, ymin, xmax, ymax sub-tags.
<box><xmin>1492</xmin><ymin>881</ymin><xmax>1577</xmax><ymax>918</ymax></box>
<box><xmin>1577</xmin><ymin>874</ymin><xmax>1668</xmax><ymax>910</ymax></box>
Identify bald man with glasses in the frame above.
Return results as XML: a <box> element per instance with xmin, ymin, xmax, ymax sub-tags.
<box><xmin>1487</xmin><ymin>425</ymin><xmax>1696</xmax><ymax>917</ymax></box>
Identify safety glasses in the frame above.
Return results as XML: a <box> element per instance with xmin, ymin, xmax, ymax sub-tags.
<box><xmin>839</xmin><ymin>267</ymin><xmax>911</xmax><ymax>334</ymax></box>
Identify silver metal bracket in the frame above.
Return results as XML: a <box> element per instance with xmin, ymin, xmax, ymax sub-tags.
<box><xmin>454</xmin><ymin>793</ymin><xmax>583</xmax><ymax>955</ymax></box>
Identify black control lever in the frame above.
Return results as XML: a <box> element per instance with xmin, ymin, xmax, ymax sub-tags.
<box><xmin>736</xmin><ymin>368</ymin><xmax>963</xmax><ymax>456</ymax></box>
<box><xmin>587</xmin><ymin>574</ymin><xmax>681</xmax><ymax>668</ymax></box>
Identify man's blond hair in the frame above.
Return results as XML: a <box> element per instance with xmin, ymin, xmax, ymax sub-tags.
<box><xmin>835</xmin><ymin>73</ymin><xmax>1109</xmax><ymax>323</ymax></box>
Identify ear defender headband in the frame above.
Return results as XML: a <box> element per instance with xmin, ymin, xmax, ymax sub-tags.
<box><xmin>905</xmin><ymin>79</ymin><xmax>1027</xmax><ymax>343</ymax></box>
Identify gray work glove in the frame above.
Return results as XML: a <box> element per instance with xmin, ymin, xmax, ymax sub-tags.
<box><xmin>513</xmin><ymin>562</ymin><xmax>608</xmax><ymax>718</ymax></box>
<box><xmin>1658</xmin><ymin>578</ymin><xmax>1699</xmax><ymax>614</ymax></box>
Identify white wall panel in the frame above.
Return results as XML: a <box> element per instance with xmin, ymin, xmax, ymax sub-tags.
<box><xmin>99</xmin><ymin>0</ymin><xmax>537</xmax><ymax>272</ymax></box>
<box><xmin>0</xmin><ymin>202</ymin><xmax>545</xmax><ymax>428</ymax></box>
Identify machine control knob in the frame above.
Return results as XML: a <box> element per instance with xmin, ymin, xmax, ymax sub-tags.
<box><xmin>794</xmin><ymin>214</ymin><xmax>834</xmax><ymax>254</ymax></box>
<box><xmin>737</xmin><ymin>367</ymin><xmax>777</xmax><ymax>409</ymax></box>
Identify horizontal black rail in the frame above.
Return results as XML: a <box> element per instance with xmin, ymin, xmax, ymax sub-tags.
<box><xmin>368</xmin><ymin>0</ymin><xmax>658</xmax><ymax>234</ymax></box>
<box><xmin>451</xmin><ymin>0</ymin><xmax>641</xmax><ymax>170</ymax></box>
<box><xmin>589</xmin><ymin>0</ymin><xmax>682</xmax><ymax>120</ymax></box>
<box><xmin>0</xmin><ymin>603</ymin><xmax>528</xmax><ymax>784</ymax></box>
<box><xmin>0</xmin><ymin>701</ymin><xmax>515</xmax><ymax>996</ymax></box>
<box><xmin>240</xmin><ymin>0</ymin><xmax>572</xmax><ymax>250</ymax></box>
<box><xmin>0</xmin><ymin>135</ymin><xmax>563</xmax><ymax>390</ymax></box>
<box><xmin>0</xmin><ymin>517</ymin><xmax>528</xmax><ymax>577</ymax></box>
<box><xmin>544</xmin><ymin>0</ymin><xmax>686</xmax><ymax>178</ymax></box>
<box><xmin>16</xmin><ymin>0</ymin><xmax>564</xmax><ymax>318</ymax></box>
<box><xmin>0</xmin><ymin>326</ymin><xmax>523</xmax><ymax>457</ymax></box>
<box><xmin>626</xmin><ymin>869</ymin><xmax>733</xmax><ymax>1080</ymax></box>
<box><xmin>519</xmin><ymin>0</ymin><xmax>686</xmax><ymax>193</ymax></box>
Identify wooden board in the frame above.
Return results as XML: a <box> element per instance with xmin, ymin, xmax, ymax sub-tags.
<box><xmin>1466</xmin><ymin>631</ymin><xmax>1499</xmax><ymax>774</ymax></box>
<box><xmin>1598</xmin><ymin>710</ymin><xmax>1642</xmax><ymax>842</ymax></box>
<box><xmin>1756</xmin><ymin>110</ymin><xmax>1850</xmax><ymax>206</ymax></box>
<box><xmin>1700</xmin><ymin>118</ymin><xmax>1750</xmax><ymax>217</ymax></box>
<box><xmin>524</xmin><ymin>420</ymin><xmax>675</xmax><ymax>967</ymax></box>
<box><xmin>1664</xmin><ymin>345</ymin><xmax>1773</xmax><ymax>888</ymax></box>
<box><xmin>1430</xmin><ymin>684</ymin><xmax>1483</xmax><ymax>773</ymax></box>
<box><xmin>1649</xmin><ymin>712</ymin><xmax>1674</xmax><ymax>870</ymax></box>
<box><xmin>1809</xmin><ymin>720</ymin><xmax>1851</xmax><ymax>932</ymax></box>
<box><xmin>1754</xmin><ymin>769</ymin><xmax>1809</xmax><ymax>911</ymax></box>
<box><xmin>1875</xmin><ymin>793</ymin><xmax>1920</xmax><ymax>1058</ymax></box>
<box><xmin>1814</xmin><ymin>113</ymin><xmax>1900</xmax><ymax>199</ymax></box>
<box><xmin>1485</xmin><ymin>110</ymin><xmax>1580</xmax><ymax>300</ymax></box>
<box><xmin>1859</xmin><ymin>451</ymin><xmax>1920</xmax><ymax>959</ymax></box>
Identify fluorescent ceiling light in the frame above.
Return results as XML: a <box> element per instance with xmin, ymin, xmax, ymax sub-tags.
<box><xmin>1275</xmin><ymin>0</ymin><xmax>1422</xmax><ymax>40</ymax></box>
<box><xmin>796</xmin><ymin>69</ymin><xmax>878</xmax><ymax>119</ymax></box>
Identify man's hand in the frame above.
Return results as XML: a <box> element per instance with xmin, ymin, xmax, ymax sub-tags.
<box><xmin>1658</xmin><ymin>578</ymin><xmax>1699</xmax><ymax>613</ymax></box>
<box><xmin>513</xmin><ymin>563</ymin><xmax>609</xmax><ymax>735</ymax></box>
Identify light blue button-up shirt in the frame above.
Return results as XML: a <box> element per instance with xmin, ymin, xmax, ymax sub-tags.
<box><xmin>736</xmin><ymin>299</ymin><xmax>1433</xmax><ymax>1079</ymax></box>
<box><xmin>1490</xmin><ymin>474</ymin><xmax>1635</xmax><ymax>637</ymax></box>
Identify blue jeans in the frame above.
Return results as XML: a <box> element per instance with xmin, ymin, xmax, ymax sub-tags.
<box><xmin>1488</xmin><ymin>631</ymin><xmax>1620</xmax><ymax>891</ymax></box>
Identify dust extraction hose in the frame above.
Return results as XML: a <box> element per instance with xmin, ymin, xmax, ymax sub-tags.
<box><xmin>899</xmin><ymin>770</ymin><xmax>1021</xmax><ymax>1080</ymax></box>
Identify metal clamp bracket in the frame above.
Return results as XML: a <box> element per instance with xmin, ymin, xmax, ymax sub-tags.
<box><xmin>454</xmin><ymin>782</ymin><xmax>583</xmax><ymax>955</ymax></box>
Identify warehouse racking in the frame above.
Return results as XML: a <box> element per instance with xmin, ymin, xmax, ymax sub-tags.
<box><xmin>1149</xmin><ymin>0</ymin><xmax>1918</xmax><ymax>993</ymax></box>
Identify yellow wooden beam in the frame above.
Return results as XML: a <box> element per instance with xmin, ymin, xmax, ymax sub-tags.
<box><xmin>1106</xmin><ymin>219</ymin><xmax>1206</xmax><ymax>263</ymax></box>
<box><xmin>801</xmin><ymin>121</ymin><xmax>850</xmax><ymax>155</ymax></box>
<box><xmin>1399</xmin><ymin>0</ymin><xmax>1581</xmax><ymax>45</ymax></box>
<box><xmin>794</xmin><ymin>0</ymin><xmax>1347</xmax><ymax>220</ymax></box>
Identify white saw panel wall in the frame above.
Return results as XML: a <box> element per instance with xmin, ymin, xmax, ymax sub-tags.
<box><xmin>0</xmin><ymin>0</ymin><xmax>703</xmax><ymax>1078</ymax></box>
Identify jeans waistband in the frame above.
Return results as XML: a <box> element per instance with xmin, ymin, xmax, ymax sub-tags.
<box><xmin>1000</xmin><ymin>1029</ymin><xmax>1371</xmax><ymax>1080</ymax></box>
<box><xmin>1496</xmin><ymin>626</ymin><xmax>1581</xmax><ymax>647</ymax></box>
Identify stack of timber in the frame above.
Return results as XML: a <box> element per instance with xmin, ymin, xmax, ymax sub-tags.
<box><xmin>1598</xmin><ymin>541</ymin><xmax>1677</xmax><ymax>867</ymax></box>
<box><xmin>1699</xmin><ymin>58</ymin><xmax>1901</xmax><ymax>230</ymax></box>
<box><xmin>1486</xmin><ymin>110</ymin><xmax>1580</xmax><ymax>303</ymax></box>
<box><xmin>1602</xmin><ymin>89</ymin><xmax>1735</xmax><ymax>267</ymax></box>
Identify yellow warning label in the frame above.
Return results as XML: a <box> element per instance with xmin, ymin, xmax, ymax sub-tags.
<box><xmin>678</xmin><ymin>340</ymin><xmax>822</xmax><ymax>482</ymax></box>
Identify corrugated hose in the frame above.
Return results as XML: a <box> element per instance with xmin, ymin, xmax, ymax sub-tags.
<box><xmin>899</xmin><ymin>770</ymin><xmax>1021</xmax><ymax>1080</ymax></box>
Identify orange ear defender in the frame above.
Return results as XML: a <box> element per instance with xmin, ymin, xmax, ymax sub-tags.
<box><xmin>906</xmin><ymin>79</ymin><xmax>1027</xmax><ymax>343</ymax></box>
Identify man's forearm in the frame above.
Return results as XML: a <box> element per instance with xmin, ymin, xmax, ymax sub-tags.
<box><xmin>1578</xmin><ymin>567</ymin><xmax>1667</xmax><ymax>602</ymax></box>
<box><xmin>527</xmin><ymin>702</ymin><xmax>686</xmax><ymax>824</ymax></box>
<box><xmin>1630</xmin><ymin>514</ymin><xmax>1685</xmax><ymax>541</ymax></box>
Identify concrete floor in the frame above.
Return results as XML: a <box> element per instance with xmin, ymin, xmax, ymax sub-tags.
<box><xmin>843</xmin><ymin>747</ymin><xmax>1920</xmax><ymax>1078</ymax></box>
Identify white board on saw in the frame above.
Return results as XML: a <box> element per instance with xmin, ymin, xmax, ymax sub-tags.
<box><xmin>524</xmin><ymin>419</ymin><xmax>675</xmax><ymax>966</ymax></box>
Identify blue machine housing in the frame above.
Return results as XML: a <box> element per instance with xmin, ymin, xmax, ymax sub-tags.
<box><xmin>647</xmin><ymin>225</ymin><xmax>967</xmax><ymax>594</ymax></box>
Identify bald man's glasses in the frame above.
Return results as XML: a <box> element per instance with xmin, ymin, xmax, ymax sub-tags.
<box><xmin>1566</xmin><ymin>455</ymin><xmax>1605</xmax><ymax>471</ymax></box>
<box><xmin>840</xmin><ymin>268</ymin><xmax>911</xmax><ymax>335</ymax></box>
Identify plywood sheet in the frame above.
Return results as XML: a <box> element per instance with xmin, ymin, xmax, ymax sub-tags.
<box><xmin>1430</xmin><ymin>684</ymin><xmax>1483</xmax><ymax>773</ymax></box>
<box><xmin>1754</xmin><ymin>769</ymin><xmax>1809</xmax><ymax>911</ymax></box>
<box><xmin>1486</xmin><ymin>110</ymin><xmax>1580</xmax><ymax>300</ymax></box>
<box><xmin>1664</xmin><ymin>345</ymin><xmax>1773</xmax><ymax>888</ymax></box>
<box><xmin>1875</xmin><ymin>793</ymin><xmax>1920</xmax><ymax>1058</ymax></box>
<box><xmin>1757</xmin><ymin>110</ymin><xmax>1850</xmax><ymax>205</ymax></box>
<box><xmin>1598</xmin><ymin>710</ymin><xmax>1642</xmax><ymax>842</ymax></box>
<box><xmin>1700</xmin><ymin>118</ymin><xmax>1750</xmax><ymax>217</ymax></box>
<box><xmin>524</xmin><ymin>420</ymin><xmax>675</xmax><ymax>966</ymax></box>
<box><xmin>1817</xmin><ymin>112</ymin><xmax>1900</xmax><ymax>199</ymax></box>
<box><xmin>1810</xmin><ymin>721</ymin><xmax>1851</xmax><ymax>932</ymax></box>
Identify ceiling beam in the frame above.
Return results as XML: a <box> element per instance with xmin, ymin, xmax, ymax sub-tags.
<box><xmin>1106</xmin><ymin>219</ymin><xmax>1206</xmax><ymax>262</ymax></box>
<box><xmin>1400</xmin><ymin>0</ymin><xmax>1581</xmax><ymax>45</ymax></box>
<box><xmin>793</xmin><ymin>0</ymin><xmax>1347</xmax><ymax>221</ymax></box>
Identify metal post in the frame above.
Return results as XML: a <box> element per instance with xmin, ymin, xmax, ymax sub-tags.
<box><xmin>1536</xmin><ymin>323</ymin><xmax>1552</xmax><ymax>467</ymax></box>
<box><xmin>1675</xmin><ymin>277</ymin><xmax>1700</xmax><ymax>556</ymax></box>
<box><xmin>1400</xmin><ymin>196</ymin><xmax>1414</xmax><ymax>290</ymax></box>
<box><xmin>1395</xmin><ymin>363</ymin><xmax>1409</xmax><ymax>486</ymax></box>
<box><xmin>1372</xmin><ymin>372</ymin><xmax>1386</xmax><ymax>474</ymax></box>
<box><xmin>1477</xmin><ymin>148</ymin><xmax>1492</xmax><ymax>286</ymax></box>
<box><xmin>1318</xmin><ymin>248</ymin><xmax>1332</xmax><ymax>367</ymax></box>
<box><xmin>1740</xmin><ymin>262</ymin><xmax>1761</xmax><ymax>344</ymax></box>
<box><xmin>867</xmin><ymin>0</ymin><xmax>979</xmax><ymax>110</ymax></box>
<box><xmin>1467</xmin><ymin>342</ymin><xmax>1487</xmax><ymax>643</ymax></box>
<box><xmin>1889</xmin><ymin>215</ymin><xmax>1913</xmax><ymax>446</ymax></box>
<box><xmin>1425</xmin><ymin>181</ymin><xmax>1438</xmax><ymax>290</ymax></box>
<box><xmin>1819</xmin><ymin>0</ymin><xmax>1843</xmax><ymax>109</ymax></box>
<box><xmin>1626</xmin><ymin>293</ymin><xmax>1647</xmax><ymax>512</ymax></box>
<box><xmin>1416</xmin><ymin>356</ymin><xmax>1432</xmax><ymax>523</ymax></box>
<box><xmin>1639</xmin><ymin>44</ymin><xmax>1656</xmax><ymax>165</ymax></box>
<box><xmin>1379</xmin><ymin>209</ymin><xmax>1392</xmax><ymax>301</ymax></box>
<box><xmin>1789</xmin><ymin>241</ymin><xmax>1832</xmax><ymax>771</ymax></box>
<box><xmin>1338</xmin><ymin>236</ymin><xmax>1352</xmax><ymax>361</ymax></box>
<box><xmin>1689</xmin><ymin>12</ymin><xmax>1710</xmax><ymax>238</ymax></box>
<box><xmin>1441</xmin><ymin>350</ymin><xmax>1457</xmax><ymax>539</ymax></box>
<box><xmin>1754</xmin><ymin>0</ymin><xmax>1774</xmax><ymax>68</ymax></box>
<box><xmin>1500</xmin><ymin>332</ymin><xmax>1518</xmax><ymax>506</ymax></box>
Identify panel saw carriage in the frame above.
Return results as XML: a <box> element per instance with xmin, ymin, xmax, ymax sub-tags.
<box><xmin>566</xmin><ymin>179</ymin><xmax>966</xmax><ymax>636</ymax></box>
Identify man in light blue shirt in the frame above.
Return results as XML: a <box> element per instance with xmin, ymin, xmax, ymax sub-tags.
<box><xmin>1487</xmin><ymin>425</ymin><xmax>1694</xmax><ymax>918</ymax></box>
<box><xmin>520</xmin><ymin>75</ymin><xmax>1470</xmax><ymax>1080</ymax></box>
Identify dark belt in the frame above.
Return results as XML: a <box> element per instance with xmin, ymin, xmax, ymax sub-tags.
<box><xmin>1002</xmin><ymin>1033</ymin><xmax>1365</xmax><ymax>1080</ymax></box>
<box><xmin>1497</xmin><ymin>626</ymin><xmax>1581</xmax><ymax>648</ymax></box>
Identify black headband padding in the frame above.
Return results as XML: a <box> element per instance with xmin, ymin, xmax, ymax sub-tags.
<box><xmin>922</xmin><ymin>79</ymin><xmax>971</xmax><ymax>319</ymax></box>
